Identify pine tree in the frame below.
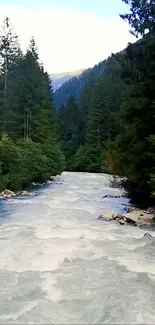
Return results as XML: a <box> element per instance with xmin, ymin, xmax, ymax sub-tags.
<box><xmin>0</xmin><ymin>17</ymin><xmax>22</xmax><ymax>134</ymax></box>
<box><xmin>112</xmin><ymin>0</ymin><xmax>155</xmax><ymax>206</ymax></box>
<box><xmin>79</xmin><ymin>77</ymin><xmax>96</xmax><ymax>145</ymax></box>
<box><xmin>113</xmin><ymin>37</ymin><xmax>155</xmax><ymax>205</ymax></box>
<box><xmin>120</xmin><ymin>0</ymin><xmax>155</xmax><ymax>36</ymax></box>
<box><xmin>58</xmin><ymin>96</ymin><xmax>81</xmax><ymax>168</ymax></box>
<box><xmin>85</xmin><ymin>79</ymin><xmax>105</xmax><ymax>172</ymax></box>
<box><xmin>7</xmin><ymin>37</ymin><xmax>56</xmax><ymax>143</ymax></box>
<box><xmin>57</xmin><ymin>55</ymin><xmax>125</xmax><ymax>173</ymax></box>
<box><xmin>84</xmin><ymin>60</ymin><xmax>124</xmax><ymax>172</ymax></box>
<box><xmin>0</xmin><ymin>19</ymin><xmax>64</xmax><ymax>191</ymax></box>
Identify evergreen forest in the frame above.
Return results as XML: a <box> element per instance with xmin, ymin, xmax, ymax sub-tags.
<box><xmin>57</xmin><ymin>0</ymin><xmax>155</xmax><ymax>207</ymax></box>
<box><xmin>0</xmin><ymin>18</ymin><xmax>64</xmax><ymax>191</ymax></box>
<box><xmin>0</xmin><ymin>0</ymin><xmax>155</xmax><ymax>207</ymax></box>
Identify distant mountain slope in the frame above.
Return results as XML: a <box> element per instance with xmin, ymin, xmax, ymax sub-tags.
<box><xmin>54</xmin><ymin>59</ymin><xmax>110</xmax><ymax>108</ymax></box>
<box><xmin>51</xmin><ymin>69</ymin><xmax>84</xmax><ymax>91</ymax></box>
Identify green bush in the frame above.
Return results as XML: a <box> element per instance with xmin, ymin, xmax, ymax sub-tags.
<box><xmin>0</xmin><ymin>136</ymin><xmax>65</xmax><ymax>192</ymax></box>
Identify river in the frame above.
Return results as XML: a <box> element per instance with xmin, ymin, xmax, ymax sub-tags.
<box><xmin>0</xmin><ymin>171</ymin><xmax>155</xmax><ymax>324</ymax></box>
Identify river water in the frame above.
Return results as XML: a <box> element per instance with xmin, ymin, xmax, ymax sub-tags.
<box><xmin>0</xmin><ymin>172</ymin><xmax>155</xmax><ymax>324</ymax></box>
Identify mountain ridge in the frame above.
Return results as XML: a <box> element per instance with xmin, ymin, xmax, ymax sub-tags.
<box><xmin>50</xmin><ymin>69</ymin><xmax>85</xmax><ymax>91</ymax></box>
<box><xmin>53</xmin><ymin>57</ymin><xmax>113</xmax><ymax>108</ymax></box>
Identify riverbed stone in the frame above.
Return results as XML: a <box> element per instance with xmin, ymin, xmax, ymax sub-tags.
<box><xmin>50</xmin><ymin>176</ymin><xmax>56</xmax><ymax>181</ymax></box>
<box><xmin>102</xmin><ymin>194</ymin><xmax>121</xmax><ymax>198</ymax></box>
<box><xmin>46</xmin><ymin>180</ymin><xmax>53</xmax><ymax>184</ymax></box>
<box><xmin>4</xmin><ymin>194</ymin><xmax>12</xmax><ymax>199</ymax></box>
<box><xmin>98</xmin><ymin>215</ymin><xmax>104</xmax><ymax>220</ymax></box>
<box><xmin>99</xmin><ymin>207</ymin><xmax>155</xmax><ymax>228</ymax></box>
<box><xmin>4</xmin><ymin>189</ymin><xmax>16</xmax><ymax>196</ymax></box>
<box><xmin>0</xmin><ymin>189</ymin><xmax>16</xmax><ymax>199</ymax></box>
<box><xmin>124</xmin><ymin>211</ymin><xmax>154</xmax><ymax>225</ymax></box>
<box><xmin>103</xmin><ymin>211</ymin><xmax>124</xmax><ymax>221</ymax></box>
<box><xmin>119</xmin><ymin>219</ymin><xmax>126</xmax><ymax>225</ymax></box>
<box><xmin>151</xmin><ymin>216</ymin><xmax>155</xmax><ymax>225</ymax></box>
<box><xmin>127</xmin><ymin>206</ymin><xmax>139</xmax><ymax>213</ymax></box>
<box><xmin>21</xmin><ymin>191</ymin><xmax>36</xmax><ymax>196</ymax></box>
<box><xmin>147</xmin><ymin>207</ymin><xmax>155</xmax><ymax>214</ymax></box>
<box><xmin>144</xmin><ymin>232</ymin><xmax>153</xmax><ymax>238</ymax></box>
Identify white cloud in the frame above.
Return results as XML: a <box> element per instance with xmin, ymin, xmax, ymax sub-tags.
<box><xmin>0</xmin><ymin>5</ymin><xmax>135</xmax><ymax>73</ymax></box>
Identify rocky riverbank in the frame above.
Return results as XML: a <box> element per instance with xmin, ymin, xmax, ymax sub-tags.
<box><xmin>98</xmin><ymin>174</ymin><xmax>155</xmax><ymax>228</ymax></box>
<box><xmin>98</xmin><ymin>206</ymin><xmax>155</xmax><ymax>227</ymax></box>
<box><xmin>0</xmin><ymin>175</ymin><xmax>61</xmax><ymax>199</ymax></box>
<box><xmin>0</xmin><ymin>189</ymin><xmax>36</xmax><ymax>199</ymax></box>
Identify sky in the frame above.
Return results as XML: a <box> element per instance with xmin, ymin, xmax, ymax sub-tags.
<box><xmin>0</xmin><ymin>0</ymin><xmax>135</xmax><ymax>73</ymax></box>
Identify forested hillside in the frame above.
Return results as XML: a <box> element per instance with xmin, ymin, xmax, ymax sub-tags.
<box><xmin>51</xmin><ymin>69</ymin><xmax>84</xmax><ymax>91</ymax></box>
<box><xmin>0</xmin><ymin>0</ymin><xmax>154</xmax><ymax>209</ymax></box>
<box><xmin>58</xmin><ymin>0</ymin><xmax>155</xmax><ymax>207</ymax></box>
<box><xmin>0</xmin><ymin>18</ymin><xmax>64</xmax><ymax>191</ymax></box>
<box><xmin>54</xmin><ymin>59</ymin><xmax>110</xmax><ymax>108</ymax></box>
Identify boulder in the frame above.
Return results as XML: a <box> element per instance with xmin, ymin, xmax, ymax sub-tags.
<box><xmin>124</xmin><ymin>211</ymin><xmax>154</xmax><ymax>225</ymax></box>
<box><xmin>126</xmin><ymin>206</ymin><xmax>139</xmax><ymax>213</ymax></box>
<box><xmin>29</xmin><ymin>191</ymin><xmax>36</xmax><ymax>196</ymax></box>
<box><xmin>21</xmin><ymin>191</ymin><xmax>36</xmax><ymax>197</ymax></box>
<box><xmin>50</xmin><ymin>176</ymin><xmax>55</xmax><ymax>181</ymax></box>
<box><xmin>4</xmin><ymin>189</ymin><xmax>16</xmax><ymax>196</ymax></box>
<box><xmin>31</xmin><ymin>182</ymin><xmax>41</xmax><ymax>186</ymax></box>
<box><xmin>119</xmin><ymin>219</ymin><xmax>126</xmax><ymax>225</ymax></box>
<box><xmin>21</xmin><ymin>191</ymin><xmax>28</xmax><ymax>196</ymax></box>
<box><xmin>102</xmin><ymin>211</ymin><xmax>124</xmax><ymax>221</ymax></box>
<box><xmin>98</xmin><ymin>215</ymin><xmax>104</xmax><ymax>220</ymax></box>
<box><xmin>151</xmin><ymin>216</ymin><xmax>155</xmax><ymax>225</ymax></box>
<box><xmin>50</xmin><ymin>175</ymin><xmax>61</xmax><ymax>182</ymax></box>
<box><xmin>147</xmin><ymin>207</ymin><xmax>155</xmax><ymax>214</ymax></box>
<box><xmin>102</xmin><ymin>194</ymin><xmax>121</xmax><ymax>199</ymax></box>
<box><xmin>98</xmin><ymin>207</ymin><xmax>155</xmax><ymax>227</ymax></box>
<box><xmin>4</xmin><ymin>194</ymin><xmax>12</xmax><ymax>199</ymax></box>
<box><xmin>144</xmin><ymin>233</ymin><xmax>153</xmax><ymax>238</ymax></box>
<box><xmin>139</xmin><ymin>224</ymin><xmax>151</xmax><ymax>228</ymax></box>
<box><xmin>0</xmin><ymin>189</ymin><xmax>16</xmax><ymax>199</ymax></box>
<box><xmin>109</xmin><ymin>175</ymin><xmax>123</xmax><ymax>188</ymax></box>
<box><xmin>46</xmin><ymin>180</ymin><xmax>53</xmax><ymax>185</ymax></box>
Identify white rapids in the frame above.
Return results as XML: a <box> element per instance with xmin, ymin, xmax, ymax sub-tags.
<box><xmin>0</xmin><ymin>171</ymin><xmax>155</xmax><ymax>324</ymax></box>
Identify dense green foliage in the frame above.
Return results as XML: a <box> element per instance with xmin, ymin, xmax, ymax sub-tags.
<box><xmin>54</xmin><ymin>59</ymin><xmax>111</xmax><ymax>108</ymax></box>
<box><xmin>58</xmin><ymin>0</ymin><xmax>155</xmax><ymax>207</ymax></box>
<box><xmin>1</xmin><ymin>0</ymin><xmax>155</xmax><ymax>208</ymax></box>
<box><xmin>58</xmin><ymin>58</ymin><xmax>124</xmax><ymax>173</ymax></box>
<box><xmin>115</xmin><ymin>35</ymin><xmax>155</xmax><ymax>206</ymax></box>
<box><xmin>0</xmin><ymin>18</ymin><xmax>64</xmax><ymax>192</ymax></box>
<box><xmin>58</xmin><ymin>96</ymin><xmax>81</xmax><ymax>169</ymax></box>
<box><xmin>120</xmin><ymin>0</ymin><xmax>155</xmax><ymax>36</ymax></box>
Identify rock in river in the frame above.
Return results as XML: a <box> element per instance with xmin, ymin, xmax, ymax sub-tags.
<box><xmin>99</xmin><ymin>211</ymin><xmax>124</xmax><ymax>222</ymax></box>
<box><xmin>21</xmin><ymin>191</ymin><xmax>36</xmax><ymax>197</ymax></box>
<box><xmin>99</xmin><ymin>208</ymin><xmax>155</xmax><ymax>228</ymax></box>
<box><xmin>0</xmin><ymin>189</ymin><xmax>16</xmax><ymax>199</ymax></box>
<box><xmin>144</xmin><ymin>233</ymin><xmax>153</xmax><ymax>238</ymax></box>
<box><xmin>124</xmin><ymin>211</ymin><xmax>154</xmax><ymax>226</ymax></box>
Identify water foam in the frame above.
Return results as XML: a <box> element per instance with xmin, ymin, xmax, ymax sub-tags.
<box><xmin>0</xmin><ymin>172</ymin><xmax>155</xmax><ymax>324</ymax></box>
